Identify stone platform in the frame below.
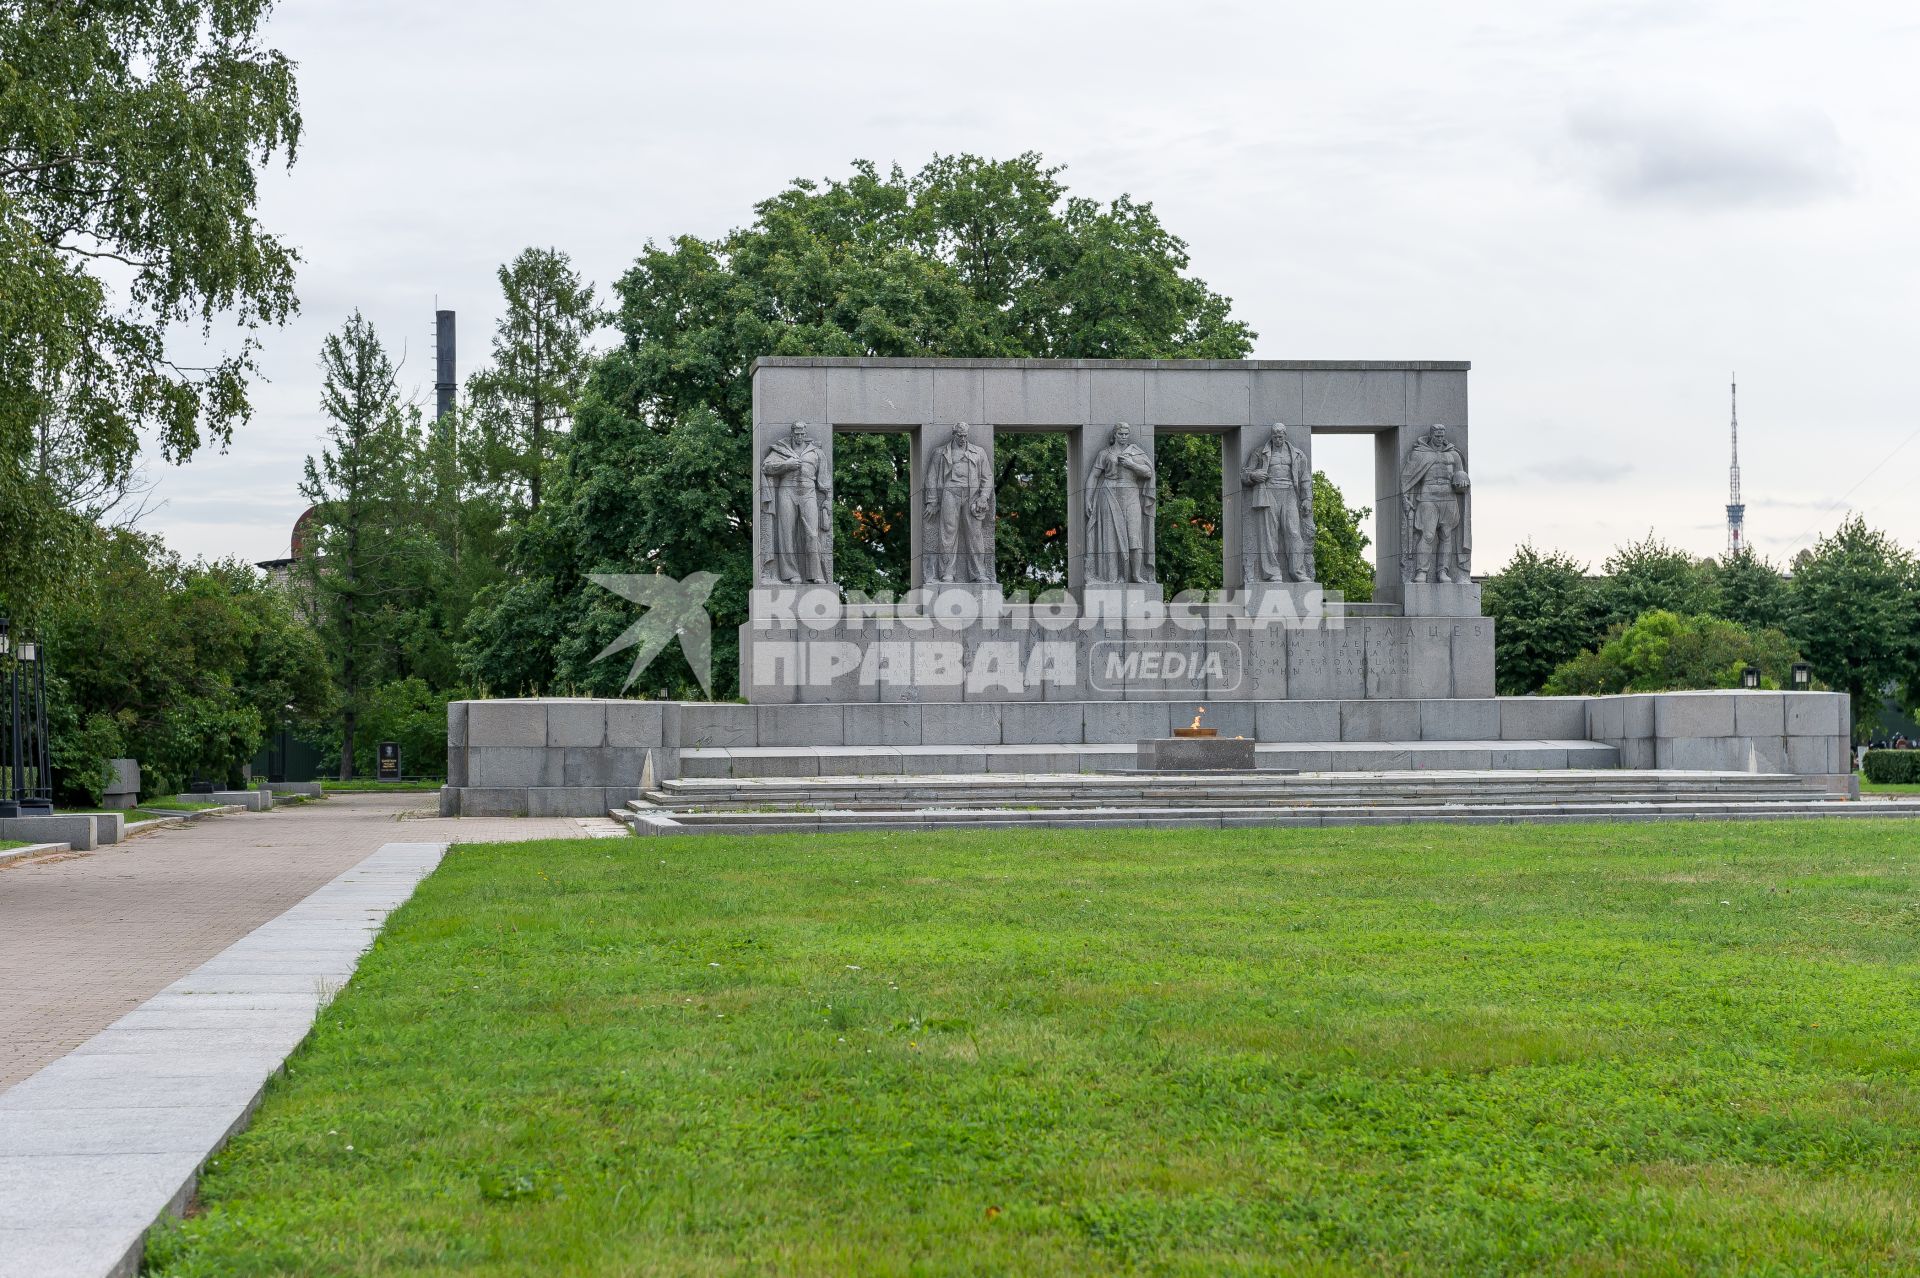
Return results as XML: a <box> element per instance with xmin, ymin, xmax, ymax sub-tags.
<box><xmin>617</xmin><ymin>769</ymin><xmax>1910</xmax><ymax>837</ymax></box>
<box><xmin>441</xmin><ymin>690</ymin><xmax>1855</xmax><ymax>817</ymax></box>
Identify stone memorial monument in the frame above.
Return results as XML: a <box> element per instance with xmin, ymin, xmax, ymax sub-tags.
<box><xmin>443</xmin><ymin>357</ymin><xmax>1858</xmax><ymax>817</ymax></box>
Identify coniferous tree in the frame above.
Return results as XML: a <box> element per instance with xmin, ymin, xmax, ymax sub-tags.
<box><xmin>467</xmin><ymin>248</ymin><xmax>601</xmax><ymax>516</ymax></box>
<box><xmin>299</xmin><ymin>313</ymin><xmax>432</xmax><ymax>778</ymax></box>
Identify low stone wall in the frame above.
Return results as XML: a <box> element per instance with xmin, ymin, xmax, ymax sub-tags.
<box><xmin>0</xmin><ymin>812</ymin><xmax>121</xmax><ymax>851</ymax></box>
<box><xmin>1587</xmin><ymin>690</ymin><xmax>1851</xmax><ymax>777</ymax></box>
<box><xmin>442</xmin><ymin>691</ymin><xmax>1854</xmax><ymax>817</ymax></box>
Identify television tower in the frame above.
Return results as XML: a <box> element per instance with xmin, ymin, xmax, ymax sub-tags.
<box><xmin>1725</xmin><ymin>375</ymin><xmax>1745</xmax><ymax>557</ymax></box>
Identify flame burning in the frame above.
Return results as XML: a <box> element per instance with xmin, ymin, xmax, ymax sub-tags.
<box><xmin>1189</xmin><ymin>706</ymin><xmax>1206</xmax><ymax>731</ymax></box>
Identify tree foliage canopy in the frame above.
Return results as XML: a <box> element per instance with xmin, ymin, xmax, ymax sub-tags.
<box><xmin>43</xmin><ymin>528</ymin><xmax>331</xmax><ymax>799</ymax></box>
<box><xmin>465</xmin><ymin>154</ymin><xmax>1292</xmax><ymax>697</ymax></box>
<box><xmin>1481</xmin><ymin>544</ymin><xmax>1601</xmax><ymax>696</ymax></box>
<box><xmin>467</xmin><ymin>247</ymin><xmax>600</xmax><ymax>515</ymax></box>
<box><xmin>0</xmin><ymin>0</ymin><xmax>300</xmax><ymax>616</ymax></box>
<box><xmin>1787</xmin><ymin>515</ymin><xmax>1920</xmax><ymax>728</ymax></box>
<box><xmin>1543</xmin><ymin>609</ymin><xmax>1804</xmax><ymax>697</ymax></box>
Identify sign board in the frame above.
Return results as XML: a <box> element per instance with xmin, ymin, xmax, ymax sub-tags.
<box><xmin>376</xmin><ymin>741</ymin><xmax>401</xmax><ymax>781</ymax></box>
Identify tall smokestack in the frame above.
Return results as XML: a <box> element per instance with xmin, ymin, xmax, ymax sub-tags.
<box><xmin>434</xmin><ymin>309</ymin><xmax>456</xmax><ymax>425</ymax></box>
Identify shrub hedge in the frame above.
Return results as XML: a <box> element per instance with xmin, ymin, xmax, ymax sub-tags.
<box><xmin>1863</xmin><ymin>750</ymin><xmax>1920</xmax><ymax>784</ymax></box>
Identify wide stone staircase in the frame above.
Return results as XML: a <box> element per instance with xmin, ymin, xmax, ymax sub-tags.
<box><xmin>615</xmin><ymin>769</ymin><xmax>1919</xmax><ymax>836</ymax></box>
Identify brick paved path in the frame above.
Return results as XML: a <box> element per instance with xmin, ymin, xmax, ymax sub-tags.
<box><xmin>0</xmin><ymin>794</ymin><xmax>583</xmax><ymax>1089</ymax></box>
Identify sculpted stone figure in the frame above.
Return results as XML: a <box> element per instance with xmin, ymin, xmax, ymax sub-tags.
<box><xmin>1400</xmin><ymin>423</ymin><xmax>1471</xmax><ymax>583</ymax></box>
<box><xmin>923</xmin><ymin>422</ymin><xmax>995</xmax><ymax>584</ymax></box>
<box><xmin>1085</xmin><ymin>422</ymin><xmax>1156</xmax><ymax>585</ymax></box>
<box><xmin>760</xmin><ymin>421</ymin><xmax>831</xmax><ymax>584</ymax></box>
<box><xmin>1241</xmin><ymin>422</ymin><xmax>1315</xmax><ymax>583</ymax></box>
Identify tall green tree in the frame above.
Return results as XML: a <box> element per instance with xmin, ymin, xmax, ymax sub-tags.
<box><xmin>466</xmin><ymin>154</ymin><xmax>1258</xmax><ymax>697</ymax></box>
<box><xmin>1787</xmin><ymin>516</ymin><xmax>1920</xmax><ymax>736</ymax></box>
<box><xmin>1712</xmin><ymin>546</ymin><xmax>1792</xmax><ymax>632</ymax></box>
<box><xmin>467</xmin><ymin>247</ymin><xmax>600</xmax><ymax>515</ymax></box>
<box><xmin>0</xmin><ymin>0</ymin><xmax>300</xmax><ymax>617</ymax></box>
<box><xmin>1596</xmin><ymin>534</ymin><xmax>1720</xmax><ymax>631</ymax></box>
<box><xmin>300</xmin><ymin>313</ymin><xmax>434</xmax><ymax>777</ymax></box>
<box><xmin>1482</xmin><ymin>544</ymin><xmax>1602</xmax><ymax>695</ymax></box>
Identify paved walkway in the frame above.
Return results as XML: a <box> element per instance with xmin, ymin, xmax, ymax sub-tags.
<box><xmin>0</xmin><ymin>793</ymin><xmax>583</xmax><ymax>1090</ymax></box>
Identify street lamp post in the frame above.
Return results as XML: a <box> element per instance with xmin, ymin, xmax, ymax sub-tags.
<box><xmin>17</xmin><ymin>638</ymin><xmax>50</xmax><ymax>816</ymax></box>
<box><xmin>1741</xmin><ymin>664</ymin><xmax>1762</xmax><ymax>690</ymax></box>
<box><xmin>1791</xmin><ymin>662</ymin><xmax>1812</xmax><ymax>690</ymax></box>
<box><xmin>0</xmin><ymin>618</ymin><xmax>15</xmax><ymax>819</ymax></box>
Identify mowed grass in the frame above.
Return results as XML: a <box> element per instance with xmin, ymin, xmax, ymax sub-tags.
<box><xmin>149</xmin><ymin>822</ymin><xmax>1920</xmax><ymax>1276</ymax></box>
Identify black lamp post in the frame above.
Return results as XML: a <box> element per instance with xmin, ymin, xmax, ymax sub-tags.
<box><xmin>1791</xmin><ymin>662</ymin><xmax>1812</xmax><ymax>690</ymax></box>
<box><xmin>273</xmin><ymin>703</ymin><xmax>294</xmax><ymax>783</ymax></box>
<box><xmin>1741</xmin><ymin>664</ymin><xmax>1762</xmax><ymax>690</ymax></box>
<box><xmin>13</xmin><ymin>632</ymin><xmax>51</xmax><ymax>816</ymax></box>
<box><xmin>0</xmin><ymin>617</ymin><xmax>15</xmax><ymax>819</ymax></box>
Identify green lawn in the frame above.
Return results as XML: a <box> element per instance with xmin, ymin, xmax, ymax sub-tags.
<box><xmin>1862</xmin><ymin>778</ymin><xmax>1920</xmax><ymax>795</ymax></box>
<box><xmin>135</xmin><ymin>797</ymin><xmax>222</xmax><ymax>812</ymax></box>
<box><xmin>149</xmin><ymin>822</ymin><xmax>1920</xmax><ymax>1275</ymax></box>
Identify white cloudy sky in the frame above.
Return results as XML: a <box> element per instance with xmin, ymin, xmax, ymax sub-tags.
<box><xmin>141</xmin><ymin>0</ymin><xmax>1920</xmax><ymax>572</ymax></box>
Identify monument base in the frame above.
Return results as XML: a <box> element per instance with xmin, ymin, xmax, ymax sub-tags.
<box><xmin>1402</xmin><ymin>581</ymin><xmax>1482</xmax><ymax>618</ymax></box>
<box><xmin>1136</xmin><ymin>736</ymin><xmax>1258</xmax><ymax>771</ymax></box>
<box><xmin>1240</xmin><ymin>580</ymin><xmax>1327</xmax><ymax>622</ymax></box>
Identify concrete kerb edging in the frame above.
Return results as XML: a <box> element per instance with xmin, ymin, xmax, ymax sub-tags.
<box><xmin>0</xmin><ymin>840</ymin><xmax>449</xmax><ymax>1278</ymax></box>
<box><xmin>0</xmin><ymin>842</ymin><xmax>73</xmax><ymax>865</ymax></box>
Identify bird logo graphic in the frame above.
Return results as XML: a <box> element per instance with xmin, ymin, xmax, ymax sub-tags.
<box><xmin>588</xmin><ymin>572</ymin><xmax>720</xmax><ymax>695</ymax></box>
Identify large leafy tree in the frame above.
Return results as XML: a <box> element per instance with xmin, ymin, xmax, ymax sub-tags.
<box><xmin>1543</xmin><ymin>609</ymin><xmax>1804</xmax><ymax>696</ymax></box>
<box><xmin>1712</xmin><ymin>546</ymin><xmax>1792</xmax><ymax>632</ymax></box>
<box><xmin>0</xmin><ymin>0</ymin><xmax>300</xmax><ymax>617</ymax></box>
<box><xmin>466</xmin><ymin>247</ymin><xmax>600</xmax><ymax>515</ymax></box>
<box><xmin>300</xmin><ymin>313</ymin><xmax>437</xmax><ymax>777</ymax></box>
<box><xmin>44</xmin><ymin>528</ymin><xmax>331</xmax><ymax>799</ymax></box>
<box><xmin>466</xmin><ymin>154</ymin><xmax>1265</xmax><ymax>697</ymax></box>
<box><xmin>1595</xmin><ymin>534</ymin><xmax>1720</xmax><ymax>632</ymax></box>
<box><xmin>1482</xmin><ymin>544</ymin><xmax>1602</xmax><ymax>695</ymax></box>
<box><xmin>1787</xmin><ymin>516</ymin><xmax>1920</xmax><ymax>735</ymax></box>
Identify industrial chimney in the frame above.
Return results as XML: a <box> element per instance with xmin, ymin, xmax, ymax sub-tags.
<box><xmin>434</xmin><ymin>308</ymin><xmax>456</xmax><ymax>426</ymax></box>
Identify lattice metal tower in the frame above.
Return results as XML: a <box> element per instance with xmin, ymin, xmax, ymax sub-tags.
<box><xmin>1725</xmin><ymin>375</ymin><xmax>1745</xmax><ymax>557</ymax></box>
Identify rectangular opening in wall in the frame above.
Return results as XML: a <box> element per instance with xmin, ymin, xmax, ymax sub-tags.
<box><xmin>833</xmin><ymin>431</ymin><xmax>912</xmax><ymax>594</ymax></box>
<box><xmin>1309</xmin><ymin>433</ymin><xmax>1376</xmax><ymax>602</ymax></box>
<box><xmin>1152</xmin><ymin>429</ymin><xmax>1224</xmax><ymax>595</ymax></box>
<box><xmin>995</xmin><ymin>431</ymin><xmax>1068</xmax><ymax>591</ymax></box>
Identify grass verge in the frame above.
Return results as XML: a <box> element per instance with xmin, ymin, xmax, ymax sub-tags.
<box><xmin>1861</xmin><ymin>778</ymin><xmax>1920</xmax><ymax>795</ymax></box>
<box><xmin>135</xmin><ymin>797</ymin><xmax>222</xmax><ymax>812</ymax></box>
<box><xmin>149</xmin><ymin>821</ymin><xmax>1920</xmax><ymax>1275</ymax></box>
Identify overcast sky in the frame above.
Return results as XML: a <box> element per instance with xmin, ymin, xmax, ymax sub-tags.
<box><xmin>140</xmin><ymin>0</ymin><xmax>1920</xmax><ymax>574</ymax></box>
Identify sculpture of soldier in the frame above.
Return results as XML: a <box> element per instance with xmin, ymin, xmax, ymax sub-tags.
<box><xmin>1400</xmin><ymin>423</ymin><xmax>1471</xmax><ymax>583</ymax></box>
<box><xmin>1084</xmin><ymin>422</ymin><xmax>1156</xmax><ymax>585</ymax></box>
<box><xmin>760</xmin><ymin>420</ymin><xmax>831</xmax><ymax>584</ymax></box>
<box><xmin>923</xmin><ymin>422</ymin><xmax>995</xmax><ymax>584</ymax></box>
<box><xmin>1241</xmin><ymin>422</ymin><xmax>1315</xmax><ymax>583</ymax></box>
